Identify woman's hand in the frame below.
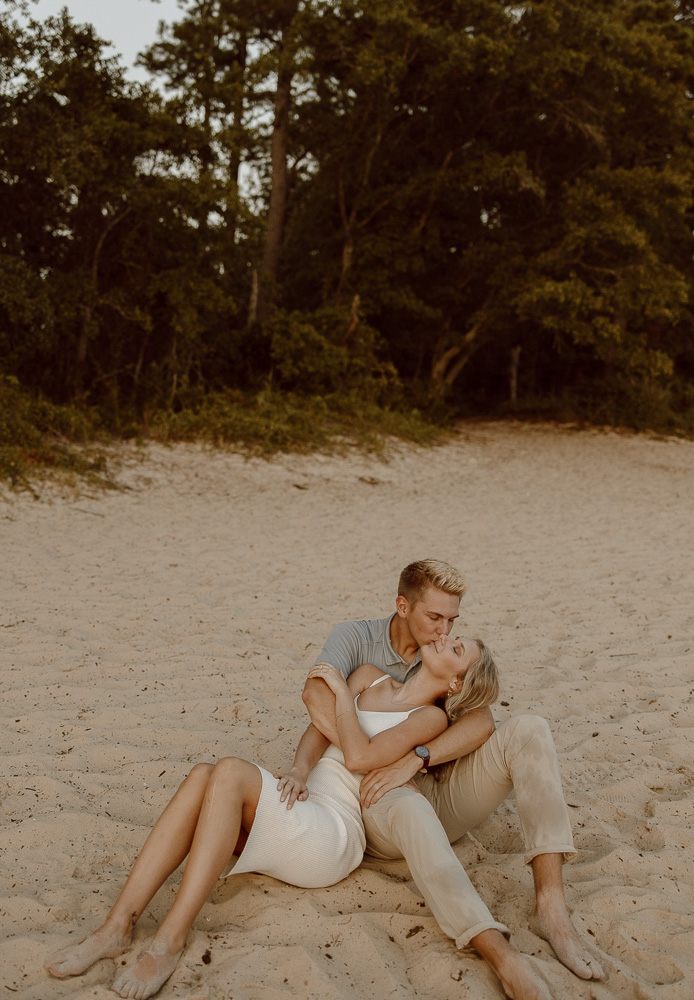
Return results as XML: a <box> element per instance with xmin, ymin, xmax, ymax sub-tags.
<box><xmin>360</xmin><ymin>757</ymin><xmax>423</xmax><ymax>808</ymax></box>
<box><xmin>307</xmin><ymin>662</ymin><xmax>349</xmax><ymax>696</ymax></box>
<box><xmin>274</xmin><ymin>767</ymin><xmax>309</xmax><ymax>809</ymax></box>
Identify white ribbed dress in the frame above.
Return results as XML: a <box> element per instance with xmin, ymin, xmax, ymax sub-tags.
<box><xmin>223</xmin><ymin>676</ymin><xmax>422</xmax><ymax>889</ymax></box>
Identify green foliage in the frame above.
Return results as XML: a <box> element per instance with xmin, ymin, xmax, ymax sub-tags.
<box><xmin>0</xmin><ymin>375</ymin><xmax>444</xmax><ymax>486</ymax></box>
<box><xmin>147</xmin><ymin>388</ymin><xmax>445</xmax><ymax>455</ymax></box>
<box><xmin>267</xmin><ymin>305</ymin><xmax>398</xmax><ymax>397</ymax></box>
<box><xmin>1</xmin><ymin>0</ymin><xmax>694</xmax><ymax>450</ymax></box>
<box><xmin>503</xmin><ymin>374</ymin><xmax>694</xmax><ymax>435</ymax></box>
<box><xmin>0</xmin><ymin>376</ymin><xmax>109</xmax><ymax>489</ymax></box>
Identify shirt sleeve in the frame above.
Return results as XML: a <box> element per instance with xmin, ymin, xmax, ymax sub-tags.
<box><xmin>313</xmin><ymin>620</ymin><xmax>366</xmax><ymax>679</ymax></box>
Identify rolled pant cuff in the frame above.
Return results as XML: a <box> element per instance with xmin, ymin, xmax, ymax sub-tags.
<box><xmin>524</xmin><ymin>845</ymin><xmax>577</xmax><ymax>866</ymax></box>
<box><xmin>455</xmin><ymin>920</ymin><xmax>510</xmax><ymax>950</ymax></box>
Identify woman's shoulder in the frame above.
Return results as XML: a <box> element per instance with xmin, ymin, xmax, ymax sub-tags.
<box><xmin>346</xmin><ymin>663</ymin><xmax>389</xmax><ymax>695</ymax></box>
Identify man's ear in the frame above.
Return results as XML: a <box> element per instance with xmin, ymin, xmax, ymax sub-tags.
<box><xmin>395</xmin><ymin>594</ymin><xmax>409</xmax><ymax>618</ymax></box>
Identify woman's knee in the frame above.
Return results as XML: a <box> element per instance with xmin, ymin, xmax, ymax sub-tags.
<box><xmin>211</xmin><ymin>756</ymin><xmax>245</xmax><ymax>780</ymax></box>
<box><xmin>185</xmin><ymin>761</ymin><xmax>214</xmax><ymax>789</ymax></box>
<box><xmin>210</xmin><ymin>755</ymin><xmax>260</xmax><ymax>791</ymax></box>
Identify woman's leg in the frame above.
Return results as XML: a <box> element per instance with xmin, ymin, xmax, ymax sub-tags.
<box><xmin>47</xmin><ymin>762</ymin><xmax>216</xmax><ymax>978</ymax></box>
<box><xmin>112</xmin><ymin>756</ymin><xmax>261</xmax><ymax>1000</ymax></box>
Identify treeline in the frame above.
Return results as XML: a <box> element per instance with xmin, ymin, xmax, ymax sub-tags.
<box><xmin>2</xmin><ymin>0</ymin><xmax>694</xmax><ymax>445</ymax></box>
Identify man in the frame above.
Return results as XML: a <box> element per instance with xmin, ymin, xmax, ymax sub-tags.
<box><xmin>302</xmin><ymin>559</ymin><xmax>603</xmax><ymax>1000</ymax></box>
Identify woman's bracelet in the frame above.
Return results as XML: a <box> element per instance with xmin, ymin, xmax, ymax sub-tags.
<box><xmin>336</xmin><ymin>710</ymin><xmax>356</xmax><ymax>721</ymax></box>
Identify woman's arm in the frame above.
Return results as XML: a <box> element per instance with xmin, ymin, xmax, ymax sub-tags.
<box><xmin>276</xmin><ymin>665</ymin><xmax>343</xmax><ymax>808</ymax></box>
<box><xmin>359</xmin><ymin>706</ymin><xmax>496</xmax><ymax>807</ymax></box>
<box><xmin>274</xmin><ymin>722</ymin><xmax>329</xmax><ymax>809</ymax></box>
<box><xmin>307</xmin><ymin>663</ymin><xmax>449</xmax><ymax>773</ymax></box>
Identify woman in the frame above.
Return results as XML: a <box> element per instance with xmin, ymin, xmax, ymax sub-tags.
<box><xmin>46</xmin><ymin>634</ymin><xmax>497</xmax><ymax>1000</ymax></box>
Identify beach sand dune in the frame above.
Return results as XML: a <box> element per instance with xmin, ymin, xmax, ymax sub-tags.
<box><xmin>1</xmin><ymin>422</ymin><xmax>693</xmax><ymax>999</ymax></box>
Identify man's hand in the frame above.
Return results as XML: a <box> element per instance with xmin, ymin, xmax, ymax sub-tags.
<box><xmin>274</xmin><ymin>767</ymin><xmax>309</xmax><ymax>809</ymax></box>
<box><xmin>360</xmin><ymin>752</ymin><xmax>422</xmax><ymax>808</ymax></box>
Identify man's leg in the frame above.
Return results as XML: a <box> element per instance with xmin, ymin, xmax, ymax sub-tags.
<box><xmin>529</xmin><ymin>852</ymin><xmax>603</xmax><ymax>981</ymax></box>
<box><xmin>363</xmin><ymin>786</ymin><xmax>552</xmax><ymax>1000</ymax></box>
<box><xmin>363</xmin><ymin>786</ymin><xmax>509</xmax><ymax>945</ymax></box>
<box><xmin>421</xmin><ymin>714</ymin><xmax>603</xmax><ymax>980</ymax></box>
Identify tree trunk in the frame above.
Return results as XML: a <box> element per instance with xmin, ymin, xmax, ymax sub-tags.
<box><xmin>74</xmin><ymin>208</ymin><xmax>130</xmax><ymax>394</ymax></box>
<box><xmin>247</xmin><ymin>267</ymin><xmax>258</xmax><ymax>328</ymax></box>
<box><xmin>229</xmin><ymin>31</ymin><xmax>247</xmax><ymax>192</ymax></box>
<box><xmin>256</xmin><ymin>43</ymin><xmax>293</xmax><ymax>324</ymax></box>
<box><xmin>430</xmin><ymin>320</ymin><xmax>483</xmax><ymax>399</ymax></box>
<box><xmin>509</xmin><ymin>345</ymin><xmax>521</xmax><ymax>404</ymax></box>
<box><xmin>334</xmin><ymin>119</ymin><xmax>384</xmax><ymax>305</ymax></box>
<box><xmin>227</xmin><ymin>30</ymin><xmax>247</xmax><ymax>242</ymax></box>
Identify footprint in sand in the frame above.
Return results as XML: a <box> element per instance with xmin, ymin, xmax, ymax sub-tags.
<box><xmin>604</xmin><ymin>925</ymin><xmax>684</xmax><ymax>986</ymax></box>
<box><xmin>633</xmin><ymin>821</ymin><xmax>666</xmax><ymax>852</ymax></box>
<box><xmin>646</xmin><ymin>769</ymin><xmax>694</xmax><ymax>802</ymax></box>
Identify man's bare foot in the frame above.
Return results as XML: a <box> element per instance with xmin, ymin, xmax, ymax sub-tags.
<box><xmin>530</xmin><ymin>906</ymin><xmax>603</xmax><ymax>981</ymax></box>
<box><xmin>111</xmin><ymin>935</ymin><xmax>183</xmax><ymax>1000</ymax></box>
<box><xmin>472</xmin><ymin>929</ymin><xmax>552</xmax><ymax>1000</ymax></box>
<box><xmin>46</xmin><ymin>925</ymin><xmax>132</xmax><ymax>978</ymax></box>
<box><xmin>495</xmin><ymin>953</ymin><xmax>553</xmax><ymax>1000</ymax></box>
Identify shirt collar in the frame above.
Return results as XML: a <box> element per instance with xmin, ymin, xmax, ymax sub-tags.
<box><xmin>385</xmin><ymin>612</ymin><xmax>422</xmax><ymax>668</ymax></box>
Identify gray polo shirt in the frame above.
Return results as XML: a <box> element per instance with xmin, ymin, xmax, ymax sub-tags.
<box><xmin>314</xmin><ymin>614</ymin><xmax>422</xmax><ymax>684</ymax></box>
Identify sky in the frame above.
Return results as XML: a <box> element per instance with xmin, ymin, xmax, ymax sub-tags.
<box><xmin>28</xmin><ymin>0</ymin><xmax>183</xmax><ymax>79</ymax></box>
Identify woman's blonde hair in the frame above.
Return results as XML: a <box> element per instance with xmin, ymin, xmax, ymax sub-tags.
<box><xmin>431</xmin><ymin>638</ymin><xmax>499</xmax><ymax>783</ymax></box>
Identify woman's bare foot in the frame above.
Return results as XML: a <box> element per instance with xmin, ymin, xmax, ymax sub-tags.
<box><xmin>530</xmin><ymin>905</ymin><xmax>604</xmax><ymax>980</ymax></box>
<box><xmin>111</xmin><ymin>934</ymin><xmax>183</xmax><ymax>1000</ymax></box>
<box><xmin>46</xmin><ymin>924</ymin><xmax>132</xmax><ymax>978</ymax></box>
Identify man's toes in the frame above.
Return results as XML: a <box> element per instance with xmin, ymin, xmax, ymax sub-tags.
<box><xmin>587</xmin><ymin>955</ymin><xmax>604</xmax><ymax>979</ymax></box>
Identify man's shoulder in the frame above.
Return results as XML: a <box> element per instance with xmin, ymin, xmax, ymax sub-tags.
<box><xmin>328</xmin><ymin>615</ymin><xmax>392</xmax><ymax>642</ymax></box>
<box><xmin>317</xmin><ymin>614</ymin><xmax>396</xmax><ymax>677</ymax></box>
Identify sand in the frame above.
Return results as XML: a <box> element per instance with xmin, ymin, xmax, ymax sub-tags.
<box><xmin>1</xmin><ymin>421</ymin><xmax>693</xmax><ymax>1000</ymax></box>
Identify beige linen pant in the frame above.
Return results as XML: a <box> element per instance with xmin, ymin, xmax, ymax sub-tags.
<box><xmin>362</xmin><ymin>714</ymin><xmax>576</xmax><ymax>948</ymax></box>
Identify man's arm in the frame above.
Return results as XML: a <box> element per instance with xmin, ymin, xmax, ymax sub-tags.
<box><xmin>302</xmin><ymin>675</ymin><xmax>341</xmax><ymax>745</ymax></box>
<box><xmin>303</xmin><ymin>619</ymin><xmax>367</xmax><ymax>743</ymax></box>
<box><xmin>425</xmin><ymin>705</ymin><xmax>496</xmax><ymax>763</ymax></box>
<box><xmin>360</xmin><ymin>705</ymin><xmax>496</xmax><ymax>808</ymax></box>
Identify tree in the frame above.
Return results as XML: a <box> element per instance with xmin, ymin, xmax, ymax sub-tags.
<box><xmin>280</xmin><ymin>0</ymin><xmax>694</xmax><ymax>409</ymax></box>
<box><xmin>0</xmin><ymin>6</ymin><xmax>237</xmax><ymax>412</ymax></box>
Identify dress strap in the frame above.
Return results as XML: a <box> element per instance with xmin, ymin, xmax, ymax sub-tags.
<box><xmin>354</xmin><ymin>671</ymin><xmax>428</xmax><ymax>717</ymax></box>
<box><xmin>367</xmin><ymin>673</ymin><xmax>390</xmax><ymax>689</ymax></box>
<box><xmin>354</xmin><ymin>671</ymin><xmax>389</xmax><ymax>710</ymax></box>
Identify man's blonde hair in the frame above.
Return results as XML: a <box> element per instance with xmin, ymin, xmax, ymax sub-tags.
<box><xmin>398</xmin><ymin>559</ymin><xmax>467</xmax><ymax>606</ymax></box>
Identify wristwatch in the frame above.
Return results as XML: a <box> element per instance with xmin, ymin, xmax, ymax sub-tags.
<box><xmin>414</xmin><ymin>745</ymin><xmax>431</xmax><ymax>771</ymax></box>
